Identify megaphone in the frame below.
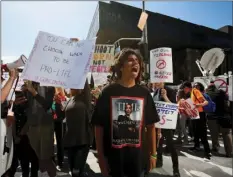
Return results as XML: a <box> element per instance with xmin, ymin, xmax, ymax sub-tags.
<box><xmin>1</xmin><ymin>55</ymin><xmax>27</xmax><ymax>72</ymax></box>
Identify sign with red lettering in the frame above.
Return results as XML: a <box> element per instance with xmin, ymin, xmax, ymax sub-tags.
<box><xmin>194</xmin><ymin>76</ymin><xmax>228</xmax><ymax>93</ymax></box>
<box><xmin>214</xmin><ymin>79</ymin><xmax>228</xmax><ymax>93</ymax></box>
<box><xmin>179</xmin><ymin>98</ymin><xmax>200</xmax><ymax>119</ymax></box>
<box><xmin>89</xmin><ymin>44</ymin><xmax>115</xmax><ymax>73</ymax></box>
<box><xmin>150</xmin><ymin>47</ymin><xmax>173</xmax><ymax>83</ymax></box>
<box><xmin>22</xmin><ymin>31</ymin><xmax>96</xmax><ymax>89</ymax></box>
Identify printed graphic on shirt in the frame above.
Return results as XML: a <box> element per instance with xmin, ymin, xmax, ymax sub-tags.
<box><xmin>111</xmin><ymin>96</ymin><xmax>144</xmax><ymax>148</ymax></box>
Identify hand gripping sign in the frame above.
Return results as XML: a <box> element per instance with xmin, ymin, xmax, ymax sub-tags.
<box><xmin>179</xmin><ymin>98</ymin><xmax>200</xmax><ymax>119</ymax></box>
<box><xmin>154</xmin><ymin>101</ymin><xmax>178</xmax><ymax>129</ymax></box>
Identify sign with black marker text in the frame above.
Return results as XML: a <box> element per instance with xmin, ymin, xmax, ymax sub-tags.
<box><xmin>22</xmin><ymin>31</ymin><xmax>96</xmax><ymax>89</ymax></box>
<box><xmin>89</xmin><ymin>44</ymin><xmax>115</xmax><ymax>73</ymax></box>
<box><xmin>154</xmin><ymin>101</ymin><xmax>178</xmax><ymax>129</ymax></box>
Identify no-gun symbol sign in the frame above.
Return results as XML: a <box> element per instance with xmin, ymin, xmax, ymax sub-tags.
<box><xmin>150</xmin><ymin>47</ymin><xmax>173</xmax><ymax>83</ymax></box>
<box><xmin>156</xmin><ymin>59</ymin><xmax>166</xmax><ymax>69</ymax></box>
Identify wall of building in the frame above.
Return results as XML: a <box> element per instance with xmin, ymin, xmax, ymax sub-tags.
<box><xmin>86</xmin><ymin>4</ymin><xmax>100</xmax><ymax>39</ymax></box>
<box><xmin>97</xmin><ymin>2</ymin><xmax>232</xmax><ymax>50</ymax></box>
<box><xmin>87</xmin><ymin>1</ymin><xmax>232</xmax><ymax>83</ymax></box>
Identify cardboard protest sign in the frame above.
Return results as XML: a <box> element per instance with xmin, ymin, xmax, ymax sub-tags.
<box><xmin>154</xmin><ymin>101</ymin><xmax>178</xmax><ymax>129</ymax></box>
<box><xmin>137</xmin><ymin>11</ymin><xmax>148</xmax><ymax>31</ymax></box>
<box><xmin>89</xmin><ymin>45</ymin><xmax>115</xmax><ymax>73</ymax></box>
<box><xmin>179</xmin><ymin>98</ymin><xmax>200</xmax><ymax>119</ymax></box>
<box><xmin>22</xmin><ymin>31</ymin><xmax>96</xmax><ymax>89</ymax></box>
<box><xmin>150</xmin><ymin>48</ymin><xmax>173</xmax><ymax>83</ymax></box>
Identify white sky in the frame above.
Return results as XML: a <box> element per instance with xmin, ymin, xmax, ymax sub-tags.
<box><xmin>2</xmin><ymin>1</ymin><xmax>232</xmax><ymax>64</ymax></box>
<box><xmin>2</xmin><ymin>1</ymin><xmax>98</xmax><ymax>63</ymax></box>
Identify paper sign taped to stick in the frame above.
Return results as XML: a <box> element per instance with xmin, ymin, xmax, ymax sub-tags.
<box><xmin>22</xmin><ymin>31</ymin><xmax>96</xmax><ymax>89</ymax></box>
<box><xmin>89</xmin><ymin>45</ymin><xmax>115</xmax><ymax>73</ymax></box>
<box><xmin>154</xmin><ymin>101</ymin><xmax>178</xmax><ymax>129</ymax></box>
<box><xmin>179</xmin><ymin>98</ymin><xmax>200</xmax><ymax>119</ymax></box>
<box><xmin>150</xmin><ymin>48</ymin><xmax>173</xmax><ymax>83</ymax></box>
<box><xmin>137</xmin><ymin>12</ymin><xmax>148</xmax><ymax>31</ymax></box>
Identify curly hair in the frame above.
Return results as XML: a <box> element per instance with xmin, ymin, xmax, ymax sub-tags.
<box><xmin>110</xmin><ymin>48</ymin><xmax>145</xmax><ymax>83</ymax></box>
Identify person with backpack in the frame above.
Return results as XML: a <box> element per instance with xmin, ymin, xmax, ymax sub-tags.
<box><xmin>206</xmin><ymin>82</ymin><xmax>232</xmax><ymax>157</ymax></box>
<box><xmin>179</xmin><ymin>81</ymin><xmax>211</xmax><ymax>160</ymax></box>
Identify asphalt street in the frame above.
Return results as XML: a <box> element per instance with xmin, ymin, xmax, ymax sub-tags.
<box><xmin>15</xmin><ymin>130</ymin><xmax>232</xmax><ymax>177</ymax></box>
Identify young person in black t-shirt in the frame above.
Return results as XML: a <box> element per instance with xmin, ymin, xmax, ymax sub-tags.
<box><xmin>91</xmin><ymin>48</ymin><xmax>160</xmax><ymax>177</ymax></box>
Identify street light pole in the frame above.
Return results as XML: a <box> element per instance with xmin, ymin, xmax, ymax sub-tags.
<box><xmin>141</xmin><ymin>1</ymin><xmax>149</xmax><ymax>80</ymax></box>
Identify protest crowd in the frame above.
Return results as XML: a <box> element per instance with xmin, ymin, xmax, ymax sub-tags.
<box><xmin>1</xmin><ymin>36</ymin><xmax>232</xmax><ymax>177</ymax></box>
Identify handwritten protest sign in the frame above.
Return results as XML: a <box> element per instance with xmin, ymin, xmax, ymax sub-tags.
<box><xmin>179</xmin><ymin>98</ymin><xmax>200</xmax><ymax>119</ymax></box>
<box><xmin>150</xmin><ymin>48</ymin><xmax>173</xmax><ymax>83</ymax></box>
<box><xmin>87</xmin><ymin>72</ymin><xmax>109</xmax><ymax>86</ymax></box>
<box><xmin>89</xmin><ymin>45</ymin><xmax>115</xmax><ymax>73</ymax></box>
<box><xmin>22</xmin><ymin>31</ymin><xmax>96</xmax><ymax>89</ymax></box>
<box><xmin>154</xmin><ymin>101</ymin><xmax>178</xmax><ymax>129</ymax></box>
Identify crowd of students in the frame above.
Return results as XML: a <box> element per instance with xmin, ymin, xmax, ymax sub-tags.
<box><xmin>1</xmin><ymin>48</ymin><xmax>232</xmax><ymax>177</ymax></box>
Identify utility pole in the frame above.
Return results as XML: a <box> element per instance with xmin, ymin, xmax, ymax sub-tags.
<box><xmin>141</xmin><ymin>1</ymin><xmax>149</xmax><ymax>80</ymax></box>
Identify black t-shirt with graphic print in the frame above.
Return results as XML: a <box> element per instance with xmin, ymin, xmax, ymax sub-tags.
<box><xmin>91</xmin><ymin>83</ymin><xmax>159</xmax><ymax>173</ymax></box>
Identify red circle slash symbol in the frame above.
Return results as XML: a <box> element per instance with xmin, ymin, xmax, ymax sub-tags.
<box><xmin>159</xmin><ymin>115</ymin><xmax>166</xmax><ymax>125</ymax></box>
<box><xmin>156</xmin><ymin>60</ymin><xmax>166</xmax><ymax>69</ymax></box>
<box><xmin>214</xmin><ymin>79</ymin><xmax>228</xmax><ymax>93</ymax></box>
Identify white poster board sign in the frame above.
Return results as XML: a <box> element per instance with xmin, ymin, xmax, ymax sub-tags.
<box><xmin>229</xmin><ymin>75</ymin><xmax>232</xmax><ymax>101</ymax></box>
<box><xmin>150</xmin><ymin>47</ymin><xmax>173</xmax><ymax>83</ymax></box>
<box><xmin>87</xmin><ymin>72</ymin><xmax>109</xmax><ymax>86</ymax></box>
<box><xmin>22</xmin><ymin>31</ymin><xmax>96</xmax><ymax>89</ymax></box>
<box><xmin>179</xmin><ymin>98</ymin><xmax>200</xmax><ymax>119</ymax></box>
<box><xmin>154</xmin><ymin>101</ymin><xmax>178</xmax><ymax>129</ymax></box>
<box><xmin>89</xmin><ymin>45</ymin><xmax>115</xmax><ymax>73</ymax></box>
